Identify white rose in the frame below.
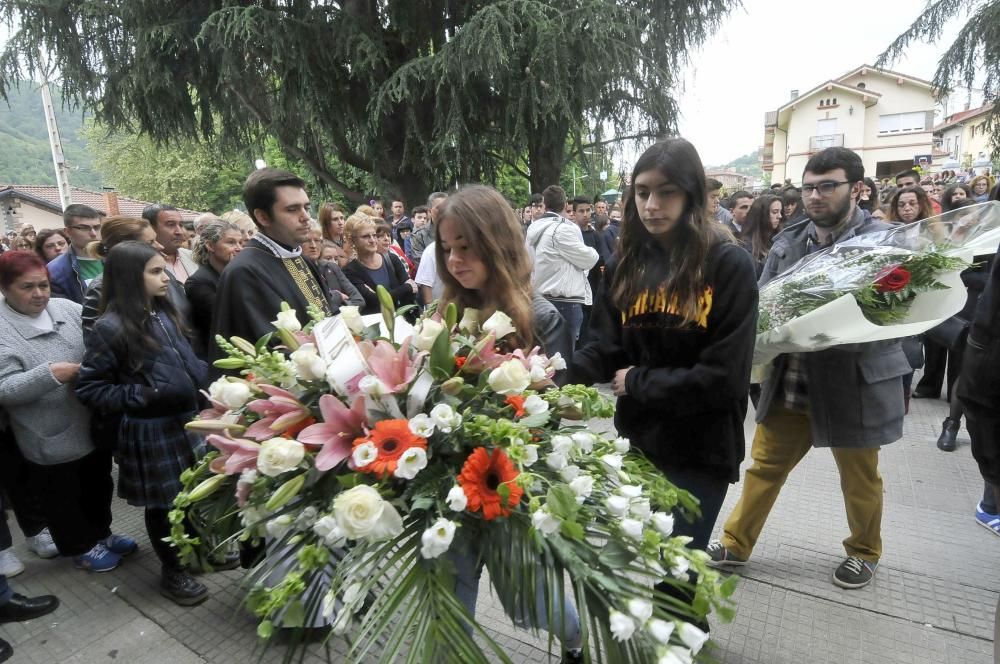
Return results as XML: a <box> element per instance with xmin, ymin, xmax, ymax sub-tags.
<box><xmin>482</xmin><ymin>311</ymin><xmax>516</xmax><ymax>339</ymax></box>
<box><xmin>630</xmin><ymin>498</ymin><xmax>652</xmax><ymax>522</ymax></box>
<box><xmin>339</xmin><ymin>306</ymin><xmax>365</xmax><ymax>334</ymax></box>
<box><xmin>618</xmin><ymin>484</ymin><xmax>642</xmax><ymax>499</ymax></box>
<box><xmin>313</xmin><ymin>515</ymin><xmax>347</xmax><ymax>548</ymax></box>
<box><xmin>605</xmin><ymin>495</ymin><xmax>630</xmax><ymax>518</ymax></box>
<box><xmin>265</xmin><ymin>514</ymin><xmax>293</xmax><ymax>540</ymax></box>
<box><xmin>333</xmin><ymin>485</ymin><xmax>403</xmax><ymax>541</ymax></box>
<box><xmin>412</xmin><ymin>318</ymin><xmax>446</xmax><ymax>352</ymax></box>
<box><xmin>458</xmin><ymin>308</ymin><xmax>480</xmax><ymax>334</ymax></box>
<box><xmin>290</xmin><ymin>343</ymin><xmax>329</xmax><ymax>381</ymax></box>
<box><xmin>487</xmin><ymin>359</ymin><xmax>531</xmax><ymax>396</ymax></box>
<box><xmin>272</xmin><ymin>309</ymin><xmax>302</xmax><ymax>332</ymax></box>
<box><xmin>523</xmin><ymin>394</ymin><xmax>549</xmax><ymax>416</ymax></box>
<box><xmin>547</xmin><ymin>352</ymin><xmax>567</xmax><ymax>371</ymax></box>
<box><xmin>569</xmin><ymin>475</ymin><xmax>594</xmax><ymax>502</ymax></box>
<box><xmin>419</xmin><ymin>518</ymin><xmax>457</xmax><ymax>559</ymax></box>
<box><xmin>393</xmin><ymin>447</ymin><xmax>428</xmax><ymax>480</ymax></box>
<box><xmin>627</xmin><ymin>598</ymin><xmax>653</xmax><ymax>623</ymax></box>
<box><xmin>571</xmin><ymin>432</ymin><xmax>595</xmax><ymax>453</ymax></box>
<box><xmin>678</xmin><ymin>622</ymin><xmax>709</xmax><ymax>654</ymax></box>
<box><xmin>620</xmin><ymin>518</ymin><xmax>643</xmax><ymax>540</ymax></box>
<box><xmin>670</xmin><ymin>556</ymin><xmax>690</xmax><ymax>579</ymax></box>
<box><xmin>352</xmin><ymin>442</ymin><xmax>377</xmax><ymax>468</ymax></box>
<box><xmin>550</xmin><ymin>435</ymin><xmax>574</xmax><ymax>456</ymax></box>
<box><xmin>647</xmin><ymin>618</ymin><xmax>675</xmax><ymax>645</ymax></box>
<box><xmin>651</xmin><ymin>512</ymin><xmax>675</xmax><ymax>537</ymax></box>
<box><xmin>613</xmin><ymin>437</ymin><xmax>631</xmax><ymax>454</ymax></box>
<box><xmin>208</xmin><ymin>378</ymin><xmax>252</xmax><ymax>410</ymax></box>
<box><xmin>600</xmin><ymin>454</ymin><xmax>623</xmax><ymax>472</ymax></box>
<box><xmin>446</xmin><ymin>485</ymin><xmax>468</xmax><ymax>511</ymax></box>
<box><xmin>545</xmin><ymin>451</ymin><xmax>568</xmax><ymax>471</ymax></box>
<box><xmin>358</xmin><ymin>375</ymin><xmax>389</xmax><ymax>397</ymax></box>
<box><xmin>531</xmin><ymin>508</ymin><xmax>561</xmax><ymax>536</ymax></box>
<box><xmin>408</xmin><ymin>414</ymin><xmax>435</xmax><ymax>438</ymax></box>
<box><xmin>429</xmin><ymin>403</ymin><xmax>462</xmax><ymax>433</ymax></box>
<box><xmin>658</xmin><ymin>646</ymin><xmax>693</xmax><ymax>664</ymax></box>
<box><xmin>609</xmin><ymin>610</ymin><xmax>636</xmax><ymax>642</ymax></box>
<box><xmin>257</xmin><ymin>438</ymin><xmax>306</xmax><ymax>477</ymax></box>
<box><xmin>559</xmin><ymin>464</ymin><xmax>581</xmax><ymax>482</ymax></box>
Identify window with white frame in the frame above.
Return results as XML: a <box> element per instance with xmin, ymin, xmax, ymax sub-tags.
<box><xmin>878</xmin><ymin>112</ymin><xmax>927</xmax><ymax>134</ymax></box>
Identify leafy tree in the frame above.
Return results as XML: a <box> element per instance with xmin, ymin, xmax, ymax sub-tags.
<box><xmin>0</xmin><ymin>0</ymin><xmax>734</xmax><ymax>205</ymax></box>
<box><xmin>878</xmin><ymin>0</ymin><xmax>1000</xmax><ymax>156</ymax></box>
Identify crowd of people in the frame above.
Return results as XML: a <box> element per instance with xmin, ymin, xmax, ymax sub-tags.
<box><xmin>0</xmin><ymin>142</ymin><xmax>998</xmax><ymax>663</ymax></box>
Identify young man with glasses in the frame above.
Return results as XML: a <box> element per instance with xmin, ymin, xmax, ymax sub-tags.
<box><xmin>708</xmin><ymin>147</ymin><xmax>911</xmax><ymax>590</ymax></box>
<box><xmin>48</xmin><ymin>204</ymin><xmax>104</xmax><ymax>304</ymax></box>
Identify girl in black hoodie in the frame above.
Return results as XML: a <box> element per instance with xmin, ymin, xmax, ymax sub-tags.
<box><xmin>571</xmin><ymin>138</ymin><xmax>759</xmax><ymax>551</ymax></box>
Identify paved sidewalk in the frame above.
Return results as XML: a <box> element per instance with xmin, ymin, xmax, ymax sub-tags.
<box><xmin>1</xmin><ymin>387</ymin><xmax>997</xmax><ymax>663</ymax></box>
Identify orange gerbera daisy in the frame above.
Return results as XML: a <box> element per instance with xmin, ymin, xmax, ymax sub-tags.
<box><xmin>353</xmin><ymin>419</ymin><xmax>427</xmax><ymax>479</ymax></box>
<box><xmin>458</xmin><ymin>447</ymin><xmax>523</xmax><ymax>520</ymax></box>
<box><xmin>505</xmin><ymin>395</ymin><xmax>526</xmax><ymax>418</ymax></box>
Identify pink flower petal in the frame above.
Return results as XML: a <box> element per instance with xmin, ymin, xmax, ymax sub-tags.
<box><xmin>245</xmin><ymin>418</ymin><xmax>276</xmax><ymax>441</ymax></box>
<box><xmin>314</xmin><ymin>435</ymin><xmax>354</xmax><ymax>471</ymax></box>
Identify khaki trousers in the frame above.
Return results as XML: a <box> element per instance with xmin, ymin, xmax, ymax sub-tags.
<box><xmin>721</xmin><ymin>405</ymin><xmax>883</xmax><ymax>562</ymax></box>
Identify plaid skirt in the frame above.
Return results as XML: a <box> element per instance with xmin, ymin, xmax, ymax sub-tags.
<box><xmin>116</xmin><ymin>413</ymin><xmax>204</xmax><ymax>509</ymax></box>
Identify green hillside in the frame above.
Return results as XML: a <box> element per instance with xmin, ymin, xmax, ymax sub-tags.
<box><xmin>0</xmin><ymin>84</ymin><xmax>103</xmax><ymax>189</ymax></box>
<box><xmin>709</xmin><ymin>148</ymin><xmax>763</xmax><ymax>178</ymax></box>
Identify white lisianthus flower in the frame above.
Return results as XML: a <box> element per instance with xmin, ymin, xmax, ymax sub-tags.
<box><xmin>429</xmin><ymin>403</ymin><xmax>462</xmax><ymax>433</ymax></box>
<box><xmin>605</xmin><ymin>495</ymin><xmax>630</xmax><ymax>518</ymax></box>
<box><xmin>630</xmin><ymin>498</ymin><xmax>652</xmax><ymax>522</ymax></box>
<box><xmin>482</xmin><ymin>311</ymin><xmax>516</xmax><ymax>339</ymax></box>
<box><xmin>523</xmin><ymin>394</ymin><xmax>549</xmax><ymax>416</ymax></box>
<box><xmin>342</xmin><ymin>582</ymin><xmax>364</xmax><ymax>607</ymax></box>
<box><xmin>313</xmin><ymin>515</ymin><xmax>347</xmax><ymax>548</ymax></box>
<box><xmin>547</xmin><ymin>352</ymin><xmax>567</xmax><ymax>371</ymax></box>
<box><xmin>331</xmin><ymin>606</ymin><xmax>353</xmax><ymax>635</ymax></box>
<box><xmin>570</xmin><ymin>432</ymin><xmax>596</xmax><ymax>454</ymax></box>
<box><xmin>458</xmin><ymin>308</ymin><xmax>480</xmax><ymax>334</ymax></box>
<box><xmin>321</xmin><ymin>590</ymin><xmax>337</xmax><ymax>621</ymax></box>
<box><xmin>352</xmin><ymin>442</ymin><xmax>377</xmax><ymax>468</ymax></box>
<box><xmin>333</xmin><ymin>485</ymin><xmax>403</xmax><ymax>541</ymax></box>
<box><xmin>609</xmin><ymin>610</ymin><xmax>636</xmax><ymax>641</ymax></box>
<box><xmin>257</xmin><ymin>438</ymin><xmax>305</xmax><ymax>476</ymax></box>
<box><xmin>670</xmin><ymin>556</ymin><xmax>690</xmax><ymax>579</ymax></box>
<box><xmin>393</xmin><ymin>447</ymin><xmax>428</xmax><ymax>480</ymax></box>
<box><xmin>412</xmin><ymin>318</ymin><xmax>446</xmax><ymax>352</ymax></box>
<box><xmin>678</xmin><ymin>622</ymin><xmax>709</xmax><ymax>654</ymax></box>
<box><xmin>569</xmin><ymin>475</ymin><xmax>594</xmax><ymax>502</ymax></box>
<box><xmin>272</xmin><ymin>309</ymin><xmax>302</xmax><ymax>332</ymax></box>
<box><xmin>651</xmin><ymin>512</ymin><xmax>675</xmax><ymax>537</ymax></box>
<box><xmin>294</xmin><ymin>506</ymin><xmax>319</xmax><ymax>531</ymax></box>
<box><xmin>627</xmin><ymin>598</ymin><xmax>653</xmax><ymax>623</ymax></box>
<box><xmin>600</xmin><ymin>454</ymin><xmax>623</xmax><ymax>472</ymax></box>
<box><xmin>545</xmin><ymin>451</ymin><xmax>568</xmax><ymax>471</ymax></box>
<box><xmin>208</xmin><ymin>378</ymin><xmax>252</xmax><ymax>410</ymax></box>
<box><xmin>647</xmin><ymin>618</ymin><xmax>675</xmax><ymax>645</ymax></box>
<box><xmin>339</xmin><ymin>305</ymin><xmax>365</xmax><ymax>334</ymax></box>
<box><xmin>658</xmin><ymin>646</ymin><xmax>693</xmax><ymax>664</ymax></box>
<box><xmin>531</xmin><ymin>508</ymin><xmax>561</xmax><ymax>536</ymax></box>
<box><xmin>358</xmin><ymin>375</ymin><xmax>390</xmax><ymax>397</ymax></box>
<box><xmin>446</xmin><ymin>485</ymin><xmax>468</xmax><ymax>512</ymax></box>
<box><xmin>620</xmin><ymin>518</ymin><xmax>643</xmax><ymax>540</ymax></box>
<box><xmin>289</xmin><ymin>343</ymin><xmax>328</xmax><ymax>381</ymax></box>
<box><xmin>559</xmin><ymin>464</ymin><xmax>581</xmax><ymax>482</ymax></box>
<box><xmin>618</xmin><ymin>484</ymin><xmax>643</xmax><ymax>499</ymax></box>
<box><xmin>419</xmin><ymin>518</ymin><xmax>457</xmax><ymax>559</ymax></box>
<box><xmin>487</xmin><ymin>359</ymin><xmax>532</xmax><ymax>395</ymax></box>
<box><xmin>265</xmin><ymin>514</ymin><xmax>294</xmax><ymax>540</ymax></box>
<box><xmin>521</xmin><ymin>444</ymin><xmax>539</xmax><ymax>467</ymax></box>
<box><xmin>550</xmin><ymin>435</ymin><xmax>574</xmax><ymax>456</ymax></box>
<box><xmin>528</xmin><ymin>364</ymin><xmax>548</xmax><ymax>383</ymax></box>
<box><xmin>408</xmin><ymin>413</ymin><xmax>436</xmax><ymax>438</ymax></box>
<box><xmin>613</xmin><ymin>437</ymin><xmax>631</xmax><ymax>454</ymax></box>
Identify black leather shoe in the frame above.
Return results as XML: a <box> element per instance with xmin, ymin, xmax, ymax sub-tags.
<box><xmin>160</xmin><ymin>568</ymin><xmax>208</xmax><ymax>606</ymax></box>
<box><xmin>937</xmin><ymin>417</ymin><xmax>959</xmax><ymax>451</ymax></box>
<box><xmin>911</xmin><ymin>387</ymin><xmax>939</xmax><ymax>399</ymax></box>
<box><xmin>0</xmin><ymin>593</ymin><xmax>59</xmax><ymax>623</ymax></box>
<box><xmin>0</xmin><ymin>637</ymin><xmax>12</xmax><ymax>663</ymax></box>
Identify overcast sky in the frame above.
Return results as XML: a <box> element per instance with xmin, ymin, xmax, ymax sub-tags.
<box><xmin>676</xmin><ymin>0</ymin><xmax>972</xmax><ymax>167</ymax></box>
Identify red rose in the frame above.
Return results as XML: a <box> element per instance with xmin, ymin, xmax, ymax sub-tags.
<box><xmin>874</xmin><ymin>265</ymin><xmax>911</xmax><ymax>293</ymax></box>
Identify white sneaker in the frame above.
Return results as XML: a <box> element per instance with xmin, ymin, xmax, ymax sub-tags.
<box><xmin>26</xmin><ymin>528</ymin><xmax>59</xmax><ymax>559</ymax></box>
<box><xmin>0</xmin><ymin>547</ymin><xmax>25</xmax><ymax>576</ymax></box>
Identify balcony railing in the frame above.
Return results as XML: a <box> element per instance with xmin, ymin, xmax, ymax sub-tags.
<box><xmin>809</xmin><ymin>134</ymin><xmax>844</xmax><ymax>151</ymax></box>
<box><xmin>764</xmin><ymin>110</ymin><xmax>778</xmax><ymax>127</ymax></box>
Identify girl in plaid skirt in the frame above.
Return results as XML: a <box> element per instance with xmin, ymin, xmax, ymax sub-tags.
<box><xmin>76</xmin><ymin>241</ymin><xmax>210</xmax><ymax>606</ymax></box>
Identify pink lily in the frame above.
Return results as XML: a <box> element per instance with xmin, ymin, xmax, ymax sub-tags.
<box><xmin>244</xmin><ymin>384</ymin><xmax>311</xmax><ymax>441</ymax></box>
<box><xmin>359</xmin><ymin>339</ymin><xmax>420</xmax><ymax>393</ymax></box>
<box><xmin>206</xmin><ymin>434</ymin><xmax>261</xmax><ymax>475</ymax></box>
<box><xmin>297</xmin><ymin>395</ymin><xmax>367</xmax><ymax>471</ymax></box>
<box><xmin>462</xmin><ymin>332</ymin><xmax>507</xmax><ymax>373</ymax></box>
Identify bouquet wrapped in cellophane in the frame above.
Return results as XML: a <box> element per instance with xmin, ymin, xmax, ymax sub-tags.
<box><xmin>754</xmin><ymin>201</ymin><xmax>1000</xmax><ymax>369</ymax></box>
<box><xmin>171</xmin><ymin>287</ymin><xmax>734</xmax><ymax>663</ymax></box>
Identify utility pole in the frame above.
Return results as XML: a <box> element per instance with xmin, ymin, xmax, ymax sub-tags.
<box><xmin>38</xmin><ymin>46</ymin><xmax>71</xmax><ymax>211</ymax></box>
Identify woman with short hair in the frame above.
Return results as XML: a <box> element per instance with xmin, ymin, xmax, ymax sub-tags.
<box><xmin>185</xmin><ymin>219</ymin><xmax>244</xmax><ymax>357</ymax></box>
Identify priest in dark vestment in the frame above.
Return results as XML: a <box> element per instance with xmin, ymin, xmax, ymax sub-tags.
<box><xmin>210</xmin><ymin>168</ymin><xmax>334</xmax><ymax>362</ymax></box>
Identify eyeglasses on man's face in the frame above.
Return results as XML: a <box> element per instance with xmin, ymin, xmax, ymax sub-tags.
<box><xmin>801</xmin><ymin>181</ymin><xmax>850</xmax><ymax>196</ymax></box>
<box><xmin>70</xmin><ymin>224</ymin><xmax>101</xmax><ymax>234</ymax></box>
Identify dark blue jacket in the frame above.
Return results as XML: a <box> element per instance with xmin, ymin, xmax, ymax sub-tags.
<box><xmin>47</xmin><ymin>248</ymin><xmax>86</xmax><ymax>304</ymax></box>
<box><xmin>76</xmin><ymin>308</ymin><xmax>208</xmax><ymax>418</ymax></box>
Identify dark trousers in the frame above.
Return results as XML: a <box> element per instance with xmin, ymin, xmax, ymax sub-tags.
<box><xmin>0</xmin><ymin>430</ymin><xmax>47</xmax><ymax>549</ymax></box>
<box><xmin>25</xmin><ymin>449</ymin><xmax>114</xmax><ymax>557</ymax></box>
<box><xmin>966</xmin><ymin>402</ymin><xmax>1000</xmax><ymax>488</ymax></box>
<box><xmin>661</xmin><ymin>465</ymin><xmax>730</xmax><ymax>551</ymax></box>
<box><xmin>0</xmin><ymin>575</ymin><xmax>10</xmax><ymax>604</ymax></box>
<box><xmin>916</xmin><ymin>339</ymin><xmax>962</xmax><ymax>400</ymax></box>
<box><xmin>145</xmin><ymin>507</ymin><xmax>180</xmax><ymax>571</ymax></box>
<box><xmin>549</xmin><ymin>300</ymin><xmax>583</xmax><ymax>347</ymax></box>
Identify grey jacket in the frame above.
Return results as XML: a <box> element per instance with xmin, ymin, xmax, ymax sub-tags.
<box><xmin>0</xmin><ymin>298</ymin><xmax>95</xmax><ymax>464</ymax></box>
<box><xmin>757</xmin><ymin>207</ymin><xmax>911</xmax><ymax>448</ymax></box>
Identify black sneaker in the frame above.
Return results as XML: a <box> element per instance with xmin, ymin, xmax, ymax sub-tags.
<box><xmin>160</xmin><ymin>568</ymin><xmax>209</xmax><ymax>606</ymax></box>
<box><xmin>832</xmin><ymin>556</ymin><xmax>877</xmax><ymax>589</ymax></box>
<box><xmin>562</xmin><ymin>648</ymin><xmax>584</xmax><ymax>664</ymax></box>
<box><xmin>706</xmin><ymin>540</ymin><xmax>747</xmax><ymax>568</ymax></box>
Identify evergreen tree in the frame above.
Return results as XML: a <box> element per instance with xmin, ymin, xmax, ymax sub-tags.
<box><xmin>0</xmin><ymin>1</ymin><xmax>734</xmax><ymax>203</ymax></box>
